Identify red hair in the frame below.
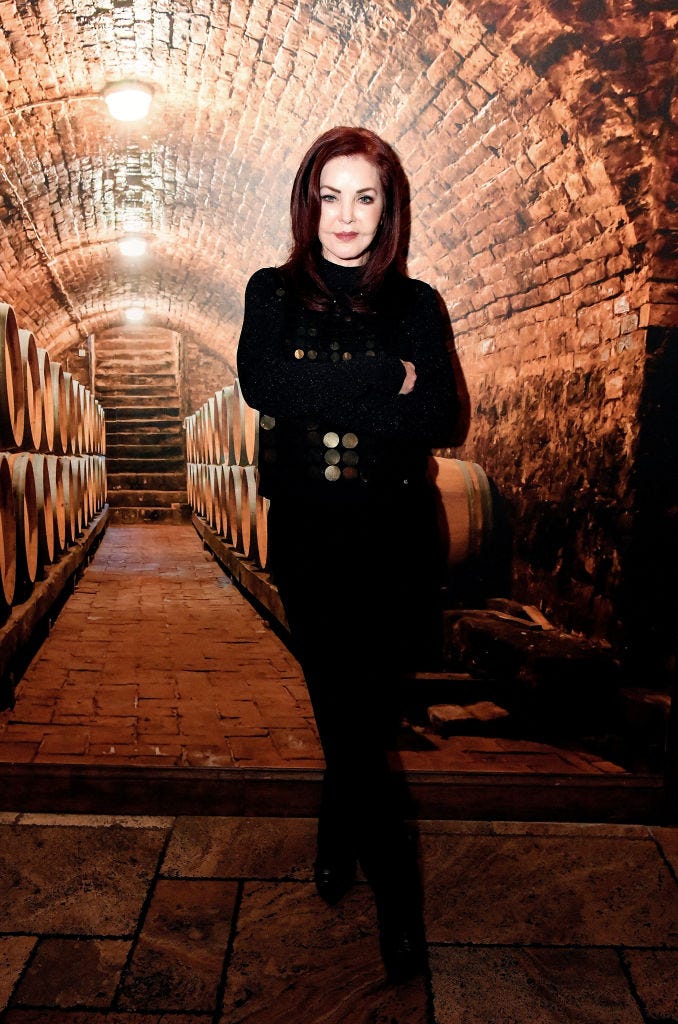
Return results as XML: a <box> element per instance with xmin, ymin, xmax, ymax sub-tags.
<box><xmin>281</xmin><ymin>126</ymin><xmax>410</xmax><ymax>310</ymax></box>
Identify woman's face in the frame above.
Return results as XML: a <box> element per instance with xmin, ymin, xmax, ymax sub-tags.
<box><xmin>317</xmin><ymin>154</ymin><xmax>384</xmax><ymax>266</ymax></box>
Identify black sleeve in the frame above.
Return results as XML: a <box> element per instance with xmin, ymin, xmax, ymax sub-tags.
<box><xmin>349</xmin><ymin>280</ymin><xmax>461</xmax><ymax>447</ymax></box>
<box><xmin>236</xmin><ymin>267</ymin><xmax>406</xmax><ymax>420</ymax></box>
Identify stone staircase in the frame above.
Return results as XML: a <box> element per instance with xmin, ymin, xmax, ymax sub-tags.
<box><xmin>95</xmin><ymin>329</ymin><xmax>190</xmax><ymax>523</ymax></box>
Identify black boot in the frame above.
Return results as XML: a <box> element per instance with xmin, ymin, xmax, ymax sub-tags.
<box><xmin>313</xmin><ymin>850</ymin><xmax>356</xmax><ymax>905</ymax></box>
<box><xmin>362</xmin><ymin>827</ymin><xmax>427</xmax><ymax>984</ymax></box>
<box><xmin>375</xmin><ymin>888</ymin><xmax>426</xmax><ymax>984</ymax></box>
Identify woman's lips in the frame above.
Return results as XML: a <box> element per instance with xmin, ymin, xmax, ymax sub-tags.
<box><xmin>335</xmin><ymin>232</ymin><xmax>358</xmax><ymax>241</ymax></box>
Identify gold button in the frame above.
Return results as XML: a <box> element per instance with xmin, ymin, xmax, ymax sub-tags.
<box><xmin>323</xmin><ymin>431</ymin><xmax>340</xmax><ymax>447</ymax></box>
<box><xmin>342</xmin><ymin>351</ymin><xmax>352</xmax><ymax>360</ymax></box>
<box><xmin>324</xmin><ymin>449</ymin><xmax>340</xmax><ymax>465</ymax></box>
<box><xmin>343</xmin><ymin>450</ymin><xmax>359</xmax><ymax>466</ymax></box>
<box><xmin>325</xmin><ymin>465</ymin><xmax>341</xmax><ymax>481</ymax></box>
<box><xmin>275</xmin><ymin>287</ymin><xmax>286</xmax><ymax>296</ymax></box>
<box><xmin>260</xmin><ymin>415</ymin><xmax>276</xmax><ymax>430</ymax></box>
<box><xmin>308</xmin><ymin>349</ymin><xmax>317</xmax><ymax>359</ymax></box>
<box><xmin>342</xmin><ymin>432</ymin><xmax>358</xmax><ymax>448</ymax></box>
<box><xmin>342</xmin><ymin>466</ymin><xmax>358</xmax><ymax>480</ymax></box>
<box><xmin>294</xmin><ymin>348</ymin><xmax>305</xmax><ymax>359</ymax></box>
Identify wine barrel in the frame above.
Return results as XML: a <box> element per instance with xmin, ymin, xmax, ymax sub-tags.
<box><xmin>0</xmin><ymin>453</ymin><xmax>17</xmax><ymax>612</ymax></box>
<box><xmin>184</xmin><ymin>415</ymin><xmax>196</xmax><ymax>464</ymax></box>
<box><xmin>31</xmin><ymin>453</ymin><xmax>55</xmax><ymax>568</ymax></box>
<box><xmin>50</xmin><ymin>361</ymin><xmax>69</xmax><ymax>456</ymax></box>
<box><xmin>218</xmin><ymin>385</ymin><xmax>236</xmax><ymax>467</ymax></box>
<box><xmin>231</xmin><ymin>378</ymin><xmax>259</xmax><ymax>467</ymax></box>
<box><xmin>0</xmin><ymin>302</ymin><xmax>25</xmax><ymax>450</ymax></box>
<box><xmin>254</xmin><ymin>491</ymin><xmax>270</xmax><ymax>571</ymax></box>
<box><xmin>62</xmin><ymin>371</ymin><xmax>81</xmax><ymax>455</ymax></box>
<box><xmin>10</xmin><ymin>452</ymin><xmax>39</xmax><ymax>599</ymax></box>
<box><xmin>18</xmin><ymin>329</ymin><xmax>43</xmax><ymax>452</ymax></box>
<box><xmin>238</xmin><ymin>465</ymin><xmax>259</xmax><ymax>561</ymax></box>
<box><xmin>36</xmin><ymin>347</ymin><xmax>55</xmax><ymax>453</ymax></box>
<box><xmin>46</xmin><ymin>454</ymin><xmax>67</xmax><ymax>555</ymax></box>
<box><xmin>73</xmin><ymin>456</ymin><xmax>92</xmax><ymax>527</ymax></box>
<box><xmin>226</xmin><ymin>464</ymin><xmax>243</xmax><ymax>552</ymax></box>
<box><xmin>60</xmin><ymin>455</ymin><xmax>79</xmax><ymax>545</ymax></box>
<box><xmin>428</xmin><ymin>456</ymin><xmax>493</xmax><ymax>566</ymax></box>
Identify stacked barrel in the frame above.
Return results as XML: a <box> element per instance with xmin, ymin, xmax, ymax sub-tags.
<box><xmin>0</xmin><ymin>301</ymin><xmax>107</xmax><ymax>619</ymax></box>
<box><xmin>184</xmin><ymin>380</ymin><xmax>268</xmax><ymax>569</ymax></box>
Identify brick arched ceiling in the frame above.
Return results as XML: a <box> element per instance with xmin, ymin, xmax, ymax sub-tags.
<box><xmin>0</xmin><ymin>0</ymin><xmax>674</xmax><ymax>375</ymax></box>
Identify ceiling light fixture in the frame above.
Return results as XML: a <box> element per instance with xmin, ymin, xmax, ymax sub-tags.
<box><xmin>119</xmin><ymin>236</ymin><xmax>147</xmax><ymax>257</ymax></box>
<box><xmin>125</xmin><ymin>306</ymin><xmax>145</xmax><ymax>323</ymax></box>
<box><xmin>102</xmin><ymin>81</ymin><xmax>153</xmax><ymax>122</ymax></box>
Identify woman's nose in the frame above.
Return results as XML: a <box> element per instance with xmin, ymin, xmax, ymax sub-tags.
<box><xmin>339</xmin><ymin>201</ymin><xmax>354</xmax><ymax>224</ymax></box>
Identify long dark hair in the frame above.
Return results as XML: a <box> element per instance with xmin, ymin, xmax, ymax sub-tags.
<box><xmin>280</xmin><ymin>126</ymin><xmax>410</xmax><ymax>311</ymax></box>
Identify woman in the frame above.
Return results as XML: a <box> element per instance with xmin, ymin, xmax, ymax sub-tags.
<box><xmin>237</xmin><ymin>126</ymin><xmax>460</xmax><ymax>983</ymax></box>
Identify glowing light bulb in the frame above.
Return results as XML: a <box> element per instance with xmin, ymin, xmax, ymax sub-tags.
<box><xmin>125</xmin><ymin>306</ymin><xmax>145</xmax><ymax>323</ymax></box>
<box><xmin>103</xmin><ymin>81</ymin><xmax>153</xmax><ymax>122</ymax></box>
<box><xmin>119</xmin><ymin>236</ymin><xmax>147</xmax><ymax>257</ymax></box>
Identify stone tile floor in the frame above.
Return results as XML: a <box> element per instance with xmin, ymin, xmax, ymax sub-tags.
<box><xmin>0</xmin><ymin>813</ymin><xmax>676</xmax><ymax>1022</ymax></box>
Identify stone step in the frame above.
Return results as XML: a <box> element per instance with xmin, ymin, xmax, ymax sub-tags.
<box><xmin>107</xmin><ymin>472</ymin><xmax>187</xmax><ymax>490</ymax></box>
<box><xmin>105</xmin><ymin>456</ymin><xmax>186</xmax><ymax>473</ymax></box>
<box><xmin>109</xmin><ymin>505</ymin><xmax>192</xmax><ymax>524</ymax></box>
<box><xmin>96</xmin><ymin>339</ymin><xmax>177</xmax><ymax>354</ymax></box>
<box><xmin>106</xmin><ymin>442</ymin><xmax>184</xmax><ymax>459</ymax></box>
<box><xmin>104</xmin><ymin>427</ymin><xmax>185</xmax><ymax>445</ymax></box>
<box><xmin>106</xmin><ymin>489</ymin><xmax>188</xmax><ymax>508</ymax></box>
<box><xmin>104</xmin><ymin>416</ymin><xmax>184</xmax><ymax>432</ymax></box>
<box><xmin>101</xmin><ymin>404</ymin><xmax>181</xmax><ymax>418</ymax></box>
<box><xmin>96</xmin><ymin>384</ymin><xmax>179</xmax><ymax>399</ymax></box>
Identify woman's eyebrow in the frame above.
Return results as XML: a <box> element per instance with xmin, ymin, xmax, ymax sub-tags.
<box><xmin>319</xmin><ymin>184</ymin><xmax>377</xmax><ymax>194</ymax></box>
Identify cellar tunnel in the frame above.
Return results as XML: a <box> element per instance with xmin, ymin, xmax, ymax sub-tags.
<box><xmin>0</xmin><ymin>0</ymin><xmax>676</xmax><ymax>816</ymax></box>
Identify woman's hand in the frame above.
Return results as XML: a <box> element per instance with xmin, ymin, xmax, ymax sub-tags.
<box><xmin>398</xmin><ymin>360</ymin><xmax>416</xmax><ymax>395</ymax></box>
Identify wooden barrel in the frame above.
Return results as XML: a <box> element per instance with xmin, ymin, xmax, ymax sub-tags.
<box><xmin>226</xmin><ymin>464</ymin><xmax>243</xmax><ymax>551</ymax></box>
<box><xmin>31</xmin><ymin>453</ymin><xmax>56</xmax><ymax>568</ymax></box>
<box><xmin>91</xmin><ymin>454</ymin><xmax>106</xmax><ymax>512</ymax></box>
<box><xmin>73</xmin><ymin>456</ymin><xmax>92</xmax><ymax>527</ymax></box>
<box><xmin>0</xmin><ymin>453</ymin><xmax>17</xmax><ymax>612</ymax></box>
<box><xmin>428</xmin><ymin>456</ymin><xmax>493</xmax><ymax>566</ymax></box>
<box><xmin>10</xmin><ymin>452</ymin><xmax>39</xmax><ymax>599</ymax></box>
<box><xmin>215</xmin><ymin>464</ymin><xmax>230</xmax><ymax>540</ymax></box>
<box><xmin>46</xmin><ymin>454</ymin><xmax>67</xmax><ymax>555</ymax></box>
<box><xmin>219</xmin><ymin>385</ymin><xmax>236</xmax><ymax>466</ymax></box>
<box><xmin>206</xmin><ymin>396</ymin><xmax>219</xmax><ymax>465</ymax></box>
<box><xmin>0</xmin><ymin>302</ymin><xmax>25</xmax><ymax>450</ymax></box>
<box><xmin>238</xmin><ymin>465</ymin><xmax>259</xmax><ymax>560</ymax></box>
<box><xmin>202</xmin><ymin>462</ymin><xmax>216</xmax><ymax>529</ymax></box>
<box><xmin>231</xmin><ymin>378</ymin><xmax>259</xmax><ymax>466</ymax></box>
<box><xmin>50</xmin><ymin>361</ymin><xmax>69</xmax><ymax>456</ymax></box>
<box><xmin>79</xmin><ymin>384</ymin><xmax>93</xmax><ymax>454</ymax></box>
<box><xmin>36</xmin><ymin>347</ymin><xmax>55</xmax><ymax>453</ymax></box>
<box><xmin>95</xmin><ymin>400</ymin><xmax>106</xmax><ymax>455</ymax></box>
<box><xmin>18</xmin><ymin>329</ymin><xmax>43</xmax><ymax>452</ymax></box>
<box><xmin>62</xmin><ymin>371</ymin><xmax>81</xmax><ymax>455</ymax></box>
<box><xmin>254</xmin><ymin>491</ymin><xmax>270</xmax><ymax>571</ymax></box>
<box><xmin>60</xmin><ymin>455</ymin><xmax>79</xmax><ymax>545</ymax></box>
<box><xmin>184</xmin><ymin>416</ymin><xmax>196</xmax><ymax>464</ymax></box>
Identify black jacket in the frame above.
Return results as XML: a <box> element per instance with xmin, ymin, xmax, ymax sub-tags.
<box><xmin>236</xmin><ymin>261</ymin><xmax>459</xmax><ymax>502</ymax></box>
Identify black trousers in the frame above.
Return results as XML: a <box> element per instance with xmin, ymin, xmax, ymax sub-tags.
<box><xmin>267</xmin><ymin>480</ymin><xmax>444</xmax><ymax>882</ymax></box>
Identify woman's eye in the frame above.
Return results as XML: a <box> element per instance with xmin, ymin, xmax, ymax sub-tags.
<box><xmin>320</xmin><ymin>194</ymin><xmax>335</xmax><ymax>202</ymax></box>
<box><xmin>359</xmin><ymin>195</ymin><xmax>374</xmax><ymax>204</ymax></box>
